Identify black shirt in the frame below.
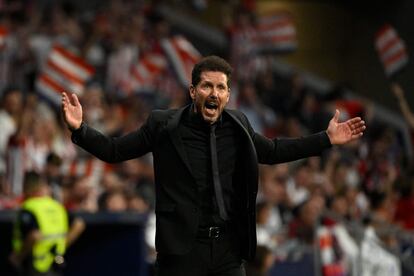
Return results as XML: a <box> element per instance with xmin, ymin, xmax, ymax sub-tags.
<box><xmin>179</xmin><ymin>108</ymin><xmax>240</xmax><ymax>227</ymax></box>
<box><xmin>18</xmin><ymin>210</ymin><xmax>39</xmax><ymax>237</ymax></box>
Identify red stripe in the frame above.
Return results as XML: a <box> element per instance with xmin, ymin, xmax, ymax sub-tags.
<box><xmin>172</xmin><ymin>38</ymin><xmax>199</xmax><ymax>63</ymax></box>
<box><xmin>384</xmin><ymin>48</ymin><xmax>407</xmax><ymax>67</ymax></box>
<box><xmin>322</xmin><ymin>264</ymin><xmax>344</xmax><ymax>276</ymax></box>
<box><xmin>85</xmin><ymin>160</ymin><xmax>93</xmax><ymax>176</ymax></box>
<box><xmin>0</xmin><ymin>26</ymin><xmax>7</xmax><ymax>36</ymax></box>
<box><xmin>38</xmin><ymin>74</ymin><xmax>66</xmax><ymax>94</ymax></box>
<box><xmin>46</xmin><ymin>59</ymin><xmax>84</xmax><ymax>86</ymax></box>
<box><xmin>319</xmin><ymin>235</ymin><xmax>332</xmax><ymax>248</ymax></box>
<box><xmin>104</xmin><ymin>163</ymin><xmax>113</xmax><ymax>172</ymax></box>
<box><xmin>378</xmin><ymin>37</ymin><xmax>401</xmax><ymax>55</ymax></box>
<box><xmin>375</xmin><ymin>24</ymin><xmax>392</xmax><ymax>39</ymax></box>
<box><xmin>52</xmin><ymin>45</ymin><xmax>95</xmax><ymax>75</ymax></box>
<box><xmin>131</xmin><ymin>65</ymin><xmax>146</xmax><ymax>82</ymax></box>
<box><xmin>142</xmin><ymin>56</ymin><xmax>164</xmax><ymax>73</ymax></box>
<box><xmin>69</xmin><ymin>162</ymin><xmax>77</xmax><ymax>176</ymax></box>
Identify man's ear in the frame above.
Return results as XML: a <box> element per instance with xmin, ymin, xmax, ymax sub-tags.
<box><xmin>189</xmin><ymin>85</ymin><xmax>196</xmax><ymax>100</ymax></box>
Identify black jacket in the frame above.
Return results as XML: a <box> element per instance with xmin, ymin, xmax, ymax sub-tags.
<box><xmin>71</xmin><ymin>105</ymin><xmax>331</xmax><ymax>260</ymax></box>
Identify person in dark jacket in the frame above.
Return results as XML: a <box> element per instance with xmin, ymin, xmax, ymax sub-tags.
<box><xmin>61</xmin><ymin>56</ymin><xmax>365</xmax><ymax>276</ymax></box>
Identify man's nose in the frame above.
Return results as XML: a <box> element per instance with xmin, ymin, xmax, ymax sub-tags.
<box><xmin>210</xmin><ymin>87</ymin><xmax>219</xmax><ymax>98</ymax></box>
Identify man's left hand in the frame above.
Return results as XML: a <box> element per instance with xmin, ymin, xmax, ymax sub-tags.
<box><xmin>326</xmin><ymin>109</ymin><xmax>366</xmax><ymax>145</ymax></box>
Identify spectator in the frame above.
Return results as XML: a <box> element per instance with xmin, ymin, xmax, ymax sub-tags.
<box><xmin>44</xmin><ymin>152</ymin><xmax>63</xmax><ymax>202</ymax></box>
<box><xmin>237</xmin><ymin>81</ymin><xmax>277</xmax><ymax>135</ymax></box>
<box><xmin>99</xmin><ymin>190</ymin><xmax>128</xmax><ymax>212</ymax></box>
<box><xmin>63</xmin><ymin>176</ymin><xmax>98</xmax><ymax>212</ymax></box>
<box><xmin>9</xmin><ymin>171</ymin><xmax>85</xmax><ymax>276</ymax></box>
<box><xmin>0</xmin><ymin>87</ymin><xmax>23</xmax><ymax>191</ymax></box>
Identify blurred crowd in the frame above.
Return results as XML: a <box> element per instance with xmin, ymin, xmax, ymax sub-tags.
<box><xmin>0</xmin><ymin>0</ymin><xmax>414</xmax><ymax>275</ymax></box>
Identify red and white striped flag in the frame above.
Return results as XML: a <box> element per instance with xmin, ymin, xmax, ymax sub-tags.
<box><xmin>253</xmin><ymin>13</ymin><xmax>297</xmax><ymax>54</ymax></box>
<box><xmin>161</xmin><ymin>35</ymin><xmax>201</xmax><ymax>87</ymax></box>
<box><xmin>0</xmin><ymin>26</ymin><xmax>8</xmax><ymax>50</ymax></box>
<box><xmin>317</xmin><ymin>226</ymin><xmax>346</xmax><ymax>276</ymax></box>
<box><xmin>36</xmin><ymin>44</ymin><xmax>95</xmax><ymax>105</ymax></box>
<box><xmin>375</xmin><ymin>24</ymin><xmax>408</xmax><ymax>77</ymax></box>
<box><xmin>126</xmin><ymin>52</ymin><xmax>168</xmax><ymax>94</ymax></box>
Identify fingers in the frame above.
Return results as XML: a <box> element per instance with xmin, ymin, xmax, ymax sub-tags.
<box><xmin>71</xmin><ymin>93</ymin><xmax>81</xmax><ymax>107</ymax></box>
<box><xmin>347</xmin><ymin>118</ymin><xmax>365</xmax><ymax>130</ymax></box>
<box><xmin>351</xmin><ymin>132</ymin><xmax>364</xmax><ymax>140</ymax></box>
<box><xmin>350</xmin><ymin>120</ymin><xmax>365</xmax><ymax>129</ymax></box>
<box><xmin>347</xmin><ymin>117</ymin><xmax>362</xmax><ymax>124</ymax></box>
<box><xmin>61</xmin><ymin>91</ymin><xmax>71</xmax><ymax>104</ymax></box>
<box><xmin>349</xmin><ymin>121</ymin><xmax>366</xmax><ymax>141</ymax></box>
<box><xmin>61</xmin><ymin>92</ymin><xmax>79</xmax><ymax>107</ymax></box>
<box><xmin>332</xmin><ymin>109</ymin><xmax>340</xmax><ymax>123</ymax></box>
<box><xmin>61</xmin><ymin>92</ymin><xmax>68</xmax><ymax>109</ymax></box>
<box><xmin>352</xmin><ymin>125</ymin><xmax>366</xmax><ymax>134</ymax></box>
<box><xmin>344</xmin><ymin>116</ymin><xmax>366</xmax><ymax>140</ymax></box>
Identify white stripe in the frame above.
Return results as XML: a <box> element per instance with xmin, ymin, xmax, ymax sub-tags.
<box><xmin>77</xmin><ymin>161</ymin><xmax>86</xmax><ymax>176</ymax></box>
<box><xmin>259</xmin><ymin>16</ymin><xmax>291</xmax><ymax>26</ymax></box>
<box><xmin>44</xmin><ymin>68</ymin><xmax>84</xmax><ymax>94</ymax></box>
<box><xmin>8</xmin><ymin>147</ymin><xmax>24</xmax><ymax>195</ymax></box>
<box><xmin>36</xmin><ymin>80</ymin><xmax>62</xmax><ymax>105</ymax></box>
<box><xmin>175</xmin><ymin>37</ymin><xmax>201</xmax><ymax>60</ymax></box>
<box><xmin>147</xmin><ymin>54</ymin><xmax>167</xmax><ymax>68</ymax></box>
<box><xmin>49</xmin><ymin>50</ymin><xmax>92</xmax><ymax>80</ymax></box>
<box><xmin>317</xmin><ymin>227</ymin><xmax>335</xmax><ymax>265</ymax></box>
<box><xmin>261</xmin><ymin>25</ymin><xmax>296</xmax><ymax>38</ymax></box>
<box><xmin>385</xmin><ymin>56</ymin><xmax>408</xmax><ymax>76</ymax></box>
<box><xmin>130</xmin><ymin>75</ymin><xmax>143</xmax><ymax>87</ymax></box>
<box><xmin>162</xmin><ymin>39</ymin><xmax>189</xmax><ymax>86</ymax></box>
<box><xmin>90</xmin><ymin>159</ymin><xmax>104</xmax><ymax>183</ymax></box>
<box><xmin>61</xmin><ymin>161</ymin><xmax>71</xmax><ymax>176</ymax></box>
<box><xmin>380</xmin><ymin>41</ymin><xmax>405</xmax><ymax>62</ymax></box>
<box><xmin>321</xmin><ymin>247</ymin><xmax>334</xmax><ymax>264</ymax></box>
<box><xmin>135</xmin><ymin>64</ymin><xmax>151</xmax><ymax>80</ymax></box>
<box><xmin>375</xmin><ymin>27</ymin><xmax>397</xmax><ymax>51</ymax></box>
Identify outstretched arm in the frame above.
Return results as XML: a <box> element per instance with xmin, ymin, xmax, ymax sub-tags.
<box><xmin>326</xmin><ymin>109</ymin><xmax>365</xmax><ymax>145</ymax></box>
<box><xmin>248</xmin><ymin>110</ymin><xmax>365</xmax><ymax>164</ymax></box>
<box><xmin>61</xmin><ymin>92</ymin><xmax>153</xmax><ymax>163</ymax></box>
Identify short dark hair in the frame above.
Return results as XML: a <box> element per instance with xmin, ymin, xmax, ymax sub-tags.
<box><xmin>1</xmin><ymin>85</ymin><xmax>22</xmax><ymax>101</ymax></box>
<box><xmin>23</xmin><ymin>171</ymin><xmax>43</xmax><ymax>194</ymax></box>
<box><xmin>46</xmin><ymin>152</ymin><xmax>62</xmax><ymax>167</ymax></box>
<box><xmin>191</xmin><ymin>56</ymin><xmax>233</xmax><ymax>87</ymax></box>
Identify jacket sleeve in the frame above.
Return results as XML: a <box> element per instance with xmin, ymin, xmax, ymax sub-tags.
<box><xmin>71</xmin><ymin>112</ymin><xmax>155</xmax><ymax>163</ymax></box>
<box><xmin>240</xmin><ymin>113</ymin><xmax>332</xmax><ymax>164</ymax></box>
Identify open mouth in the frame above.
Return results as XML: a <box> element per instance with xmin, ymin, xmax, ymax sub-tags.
<box><xmin>204</xmin><ymin>102</ymin><xmax>218</xmax><ymax>117</ymax></box>
<box><xmin>205</xmin><ymin>101</ymin><xmax>218</xmax><ymax>110</ymax></box>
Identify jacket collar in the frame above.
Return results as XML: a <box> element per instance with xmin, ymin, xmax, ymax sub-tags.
<box><xmin>166</xmin><ymin>105</ymin><xmax>254</xmax><ymax>177</ymax></box>
<box><xmin>166</xmin><ymin>105</ymin><xmax>194</xmax><ymax>176</ymax></box>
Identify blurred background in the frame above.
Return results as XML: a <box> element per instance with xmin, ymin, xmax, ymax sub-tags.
<box><xmin>0</xmin><ymin>0</ymin><xmax>414</xmax><ymax>275</ymax></box>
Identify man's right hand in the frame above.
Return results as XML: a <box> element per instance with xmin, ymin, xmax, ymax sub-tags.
<box><xmin>62</xmin><ymin>92</ymin><xmax>83</xmax><ymax>131</ymax></box>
